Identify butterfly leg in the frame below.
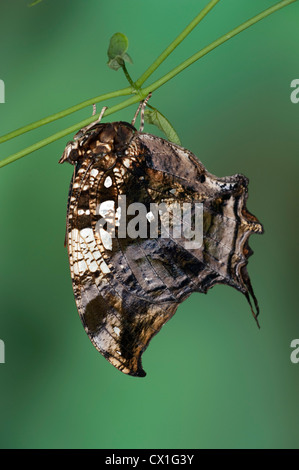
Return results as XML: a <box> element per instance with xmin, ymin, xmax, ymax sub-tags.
<box><xmin>131</xmin><ymin>92</ymin><xmax>152</xmax><ymax>131</ymax></box>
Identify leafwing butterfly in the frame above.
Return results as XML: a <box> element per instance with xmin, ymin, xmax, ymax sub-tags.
<box><xmin>59</xmin><ymin>105</ymin><xmax>263</xmax><ymax>377</ymax></box>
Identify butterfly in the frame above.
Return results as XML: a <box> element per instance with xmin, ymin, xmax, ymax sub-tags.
<box><xmin>59</xmin><ymin>100</ymin><xmax>263</xmax><ymax>377</ymax></box>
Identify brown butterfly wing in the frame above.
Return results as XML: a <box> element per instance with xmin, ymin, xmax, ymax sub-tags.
<box><xmin>139</xmin><ymin>133</ymin><xmax>263</xmax><ymax>307</ymax></box>
<box><xmin>62</xmin><ymin>122</ymin><xmax>263</xmax><ymax>377</ymax></box>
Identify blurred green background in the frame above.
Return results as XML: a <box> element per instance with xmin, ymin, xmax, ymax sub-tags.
<box><xmin>0</xmin><ymin>0</ymin><xmax>298</xmax><ymax>449</ymax></box>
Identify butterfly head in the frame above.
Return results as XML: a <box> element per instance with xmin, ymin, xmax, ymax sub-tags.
<box><xmin>59</xmin><ymin>121</ymin><xmax>137</xmax><ymax>165</ymax></box>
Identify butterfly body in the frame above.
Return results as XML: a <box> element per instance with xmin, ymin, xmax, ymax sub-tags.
<box><xmin>60</xmin><ymin>120</ymin><xmax>263</xmax><ymax>377</ymax></box>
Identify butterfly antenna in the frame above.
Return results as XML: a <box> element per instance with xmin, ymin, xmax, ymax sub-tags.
<box><xmin>131</xmin><ymin>93</ymin><xmax>152</xmax><ymax>131</ymax></box>
<box><xmin>92</xmin><ymin>103</ymin><xmax>97</xmax><ymax>116</ymax></box>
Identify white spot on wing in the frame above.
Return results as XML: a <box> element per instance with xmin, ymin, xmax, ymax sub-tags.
<box><xmin>104</xmin><ymin>176</ymin><xmax>112</xmax><ymax>188</ymax></box>
<box><xmin>90</xmin><ymin>169</ymin><xmax>99</xmax><ymax>178</ymax></box>
<box><xmin>97</xmin><ymin>200</ymin><xmax>115</xmax><ymax>217</ymax></box>
<box><xmin>70</xmin><ymin>226</ymin><xmax>111</xmax><ymax>277</ymax></box>
<box><xmin>100</xmin><ymin>228</ymin><xmax>112</xmax><ymax>251</ymax></box>
<box><xmin>123</xmin><ymin>159</ymin><xmax>130</xmax><ymax>168</ymax></box>
<box><xmin>89</xmin><ymin>260</ymin><xmax>98</xmax><ymax>272</ymax></box>
<box><xmin>114</xmin><ymin>327</ymin><xmax>120</xmax><ymax>336</ymax></box>
<box><xmin>100</xmin><ymin>260</ymin><xmax>110</xmax><ymax>273</ymax></box>
<box><xmin>80</xmin><ymin>227</ymin><xmax>94</xmax><ymax>240</ymax></box>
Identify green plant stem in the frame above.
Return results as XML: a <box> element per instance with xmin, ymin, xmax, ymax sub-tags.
<box><xmin>1</xmin><ymin>0</ymin><xmax>219</xmax><ymax>146</ymax></box>
<box><xmin>0</xmin><ymin>0</ymin><xmax>297</xmax><ymax>169</ymax></box>
<box><xmin>135</xmin><ymin>0</ymin><xmax>221</xmax><ymax>88</ymax></box>
<box><xmin>0</xmin><ymin>94</ymin><xmax>150</xmax><ymax>169</ymax></box>
<box><xmin>121</xmin><ymin>64</ymin><xmax>136</xmax><ymax>89</ymax></box>
<box><xmin>139</xmin><ymin>0</ymin><xmax>299</xmax><ymax>93</ymax></box>
<box><xmin>0</xmin><ymin>87</ymin><xmax>131</xmax><ymax>144</ymax></box>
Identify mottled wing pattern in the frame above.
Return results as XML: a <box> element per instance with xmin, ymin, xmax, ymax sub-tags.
<box><xmin>60</xmin><ymin>121</ymin><xmax>263</xmax><ymax>377</ymax></box>
<box><xmin>139</xmin><ymin>133</ymin><xmax>263</xmax><ymax>307</ymax></box>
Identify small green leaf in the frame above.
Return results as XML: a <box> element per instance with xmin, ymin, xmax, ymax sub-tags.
<box><xmin>107</xmin><ymin>57</ymin><xmax>124</xmax><ymax>71</ymax></box>
<box><xmin>122</xmin><ymin>52</ymin><xmax>133</xmax><ymax>65</ymax></box>
<box><xmin>108</xmin><ymin>33</ymin><xmax>128</xmax><ymax>59</ymax></box>
<box><xmin>144</xmin><ymin>107</ymin><xmax>181</xmax><ymax>146</ymax></box>
<box><xmin>107</xmin><ymin>33</ymin><xmax>133</xmax><ymax>71</ymax></box>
